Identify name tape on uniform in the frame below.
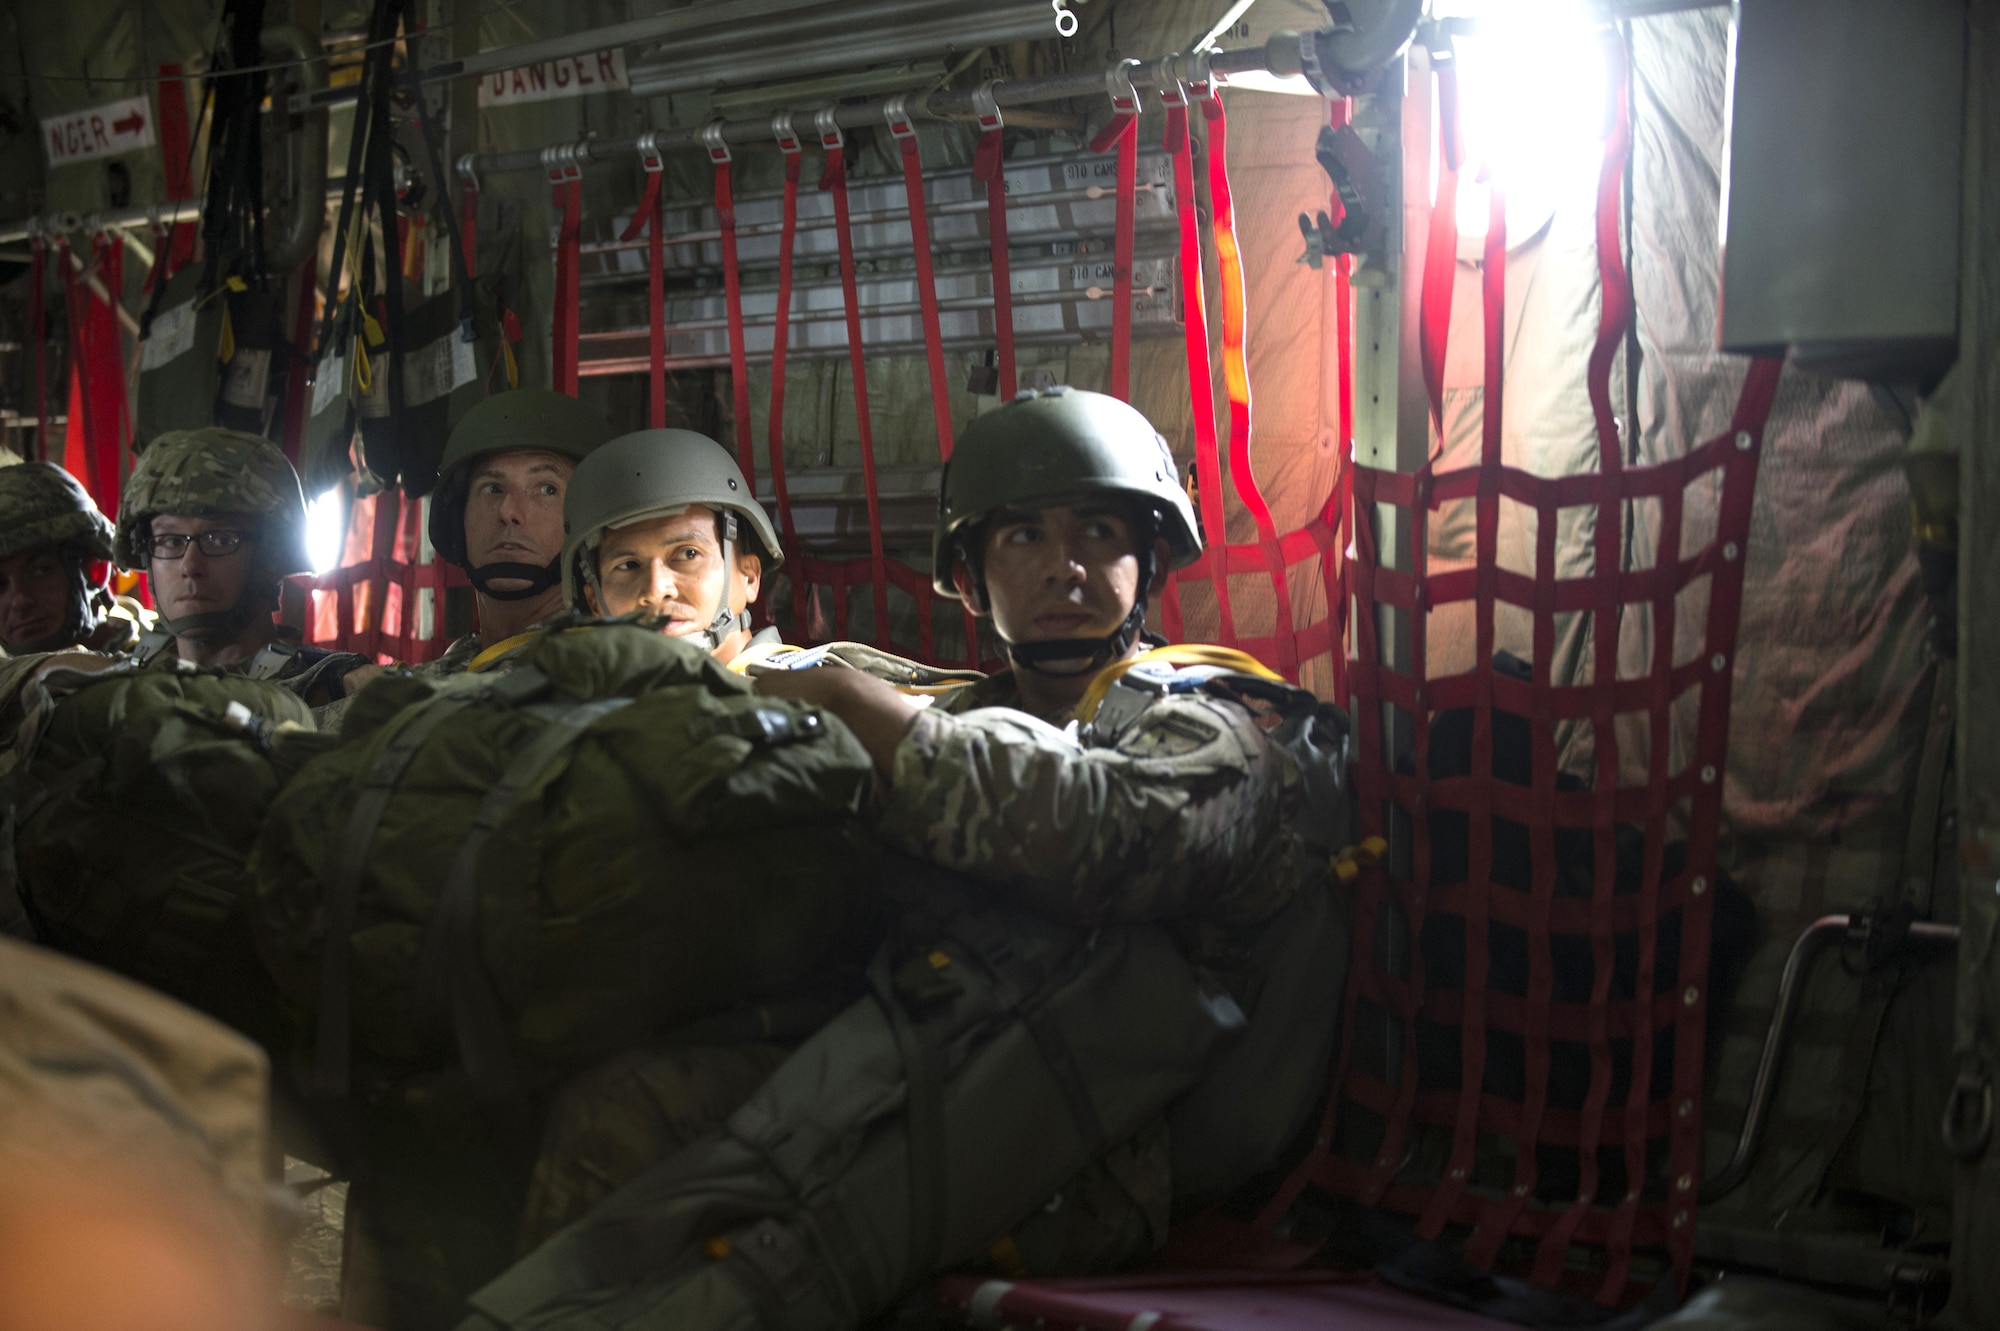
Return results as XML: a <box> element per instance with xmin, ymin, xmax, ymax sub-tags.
<box><xmin>478</xmin><ymin>50</ymin><xmax>627</xmax><ymax>108</ymax></box>
<box><xmin>42</xmin><ymin>95</ymin><xmax>157</xmax><ymax>167</ymax></box>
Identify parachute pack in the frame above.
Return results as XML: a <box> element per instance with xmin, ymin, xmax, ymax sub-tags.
<box><xmin>254</xmin><ymin>623</ymin><xmax>888</xmax><ymax>1100</ymax></box>
<box><xmin>1</xmin><ymin>661</ymin><xmax>321</xmax><ymax>1051</ymax></box>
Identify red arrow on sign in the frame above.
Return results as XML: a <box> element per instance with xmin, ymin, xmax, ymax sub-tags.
<box><xmin>112</xmin><ymin>111</ymin><xmax>145</xmax><ymax>136</ymax></box>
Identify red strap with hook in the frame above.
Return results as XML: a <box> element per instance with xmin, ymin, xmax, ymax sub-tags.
<box><xmin>887</xmin><ymin>105</ymin><xmax>954</xmax><ymax>461</ymax></box>
<box><xmin>817</xmin><ymin>119</ymin><xmax>891</xmax><ymax>645</ymax></box>
<box><xmin>768</xmin><ymin>124</ymin><xmax>806</xmax><ymax>638</ymax></box>
<box><xmin>548</xmin><ymin>152</ymin><xmax>583</xmax><ymax>396</ymax></box>
<box><xmin>1164</xmin><ymin>87</ymin><xmax>1239</xmax><ymax>650</ymax></box>
<box><xmin>1087</xmin><ymin>75</ymin><xmax>1139</xmax><ymax>403</ymax></box>
<box><xmin>708</xmin><ymin>136</ymin><xmax>756</xmax><ymax>485</ymax></box>
<box><xmin>619</xmin><ymin>145</ymin><xmax>671</xmax><ymax>430</ymax></box>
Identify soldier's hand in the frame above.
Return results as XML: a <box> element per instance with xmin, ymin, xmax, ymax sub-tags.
<box><xmin>753</xmin><ymin>667</ymin><xmax>918</xmax><ymax>776</ymax></box>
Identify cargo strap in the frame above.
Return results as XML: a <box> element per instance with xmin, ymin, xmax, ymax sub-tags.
<box><xmin>816</xmin><ymin>109</ymin><xmax>891</xmax><ymax>647</ymax></box>
<box><xmin>1198</xmin><ymin>79</ymin><xmax>1298</xmax><ymax>678</ymax></box>
<box><xmin>884</xmin><ymin>99</ymin><xmax>952</xmax><ymax>461</ymax></box>
<box><xmin>547</xmin><ymin>144</ymin><xmax>584</xmax><ymax>396</ymax></box>
<box><xmin>458</xmin><ymin>160</ymin><xmax>480</xmax><ymax>275</ymax></box>
<box><xmin>27</xmin><ymin>238</ymin><xmax>46</xmax><ymax>461</ymax></box>
<box><xmin>621</xmin><ymin>134</ymin><xmax>670</xmax><ymax>430</ymax></box>
<box><xmin>1321</xmin><ymin>96</ymin><xmax>1358</xmax><ymax>706</ymax></box>
<box><xmin>311</xmin><ymin>667</ymin><xmax>551</xmax><ymax>1097</ymax></box>
<box><xmin>416</xmin><ymin>693</ymin><xmax>634</xmax><ymax>1102</ymax></box>
<box><xmin>769</xmin><ymin>115</ymin><xmax>808</xmax><ymax>639</ymax></box>
<box><xmin>1162</xmin><ymin>77</ymin><xmax>1238</xmax><ymax>652</ymax></box>
<box><xmin>971</xmin><ymin>84</ymin><xmax>1017</xmax><ymax>400</ymax></box>
<box><xmin>1085</xmin><ymin>61</ymin><xmax>1140</xmax><ymax>404</ymax></box>
<box><xmin>1419</xmin><ymin>47</ymin><xmax>1462</xmax><ymax>433</ymax></box>
<box><xmin>704</xmin><ymin>127</ymin><xmax>756</xmax><ymax>485</ymax></box>
<box><xmin>60</xmin><ymin>236</ymin><xmax>129</xmax><ymax>512</ymax></box>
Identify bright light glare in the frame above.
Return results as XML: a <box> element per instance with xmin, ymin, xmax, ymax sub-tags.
<box><xmin>306</xmin><ymin>488</ymin><xmax>346</xmax><ymax>575</ymax></box>
<box><xmin>1445</xmin><ymin>2</ymin><xmax>1610</xmax><ymax>243</ymax></box>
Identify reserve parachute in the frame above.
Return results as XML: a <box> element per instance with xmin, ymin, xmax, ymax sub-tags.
<box><xmin>253</xmin><ymin>622</ymin><xmax>887</xmax><ymax>1097</ymax></box>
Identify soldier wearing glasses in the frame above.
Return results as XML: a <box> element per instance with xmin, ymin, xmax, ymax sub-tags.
<box><xmin>116</xmin><ymin>428</ymin><xmax>376</xmax><ymax>708</ymax></box>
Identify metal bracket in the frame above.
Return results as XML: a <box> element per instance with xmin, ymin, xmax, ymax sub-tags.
<box><xmin>772</xmin><ymin>110</ymin><xmax>801</xmax><ymax>156</ymax></box>
<box><xmin>883</xmin><ymin>94</ymin><xmax>917</xmax><ymax>142</ymax></box>
<box><xmin>1185</xmin><ymin>48</ymin><xmax>1217</xmax><ymax>100</ymax></box>
<box><xmin>1105</xmin><ymin>58</ymin><xmax>1140</xmax><ymax>116</ymax></box>
<box><xmin>972</xmin><ymin>81</ymin><xmax>1004</xmax><ymax>135</ymax></box>
<box><xmin>1156</xmin><ymin>58</ymin><xmax>1189</xmax><ymax>110</ymax></box>
<box><xmin>455</xmin><ymin>152</ymin><xmax>482</xmax><ymax>194</ymax></box>
<box><xmin>814</xmin><ymin>105</ymin><xmax>843</xmax><ymax>152</ymax></box>
<box><xmin>694</xmin><ymin>124</ymin><xmax>724</xmax><ymax>168</ymax></box>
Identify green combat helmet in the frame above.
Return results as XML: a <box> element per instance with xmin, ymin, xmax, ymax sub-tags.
<box><xmin>0</xmin><ymin>463</ymin><xmax>118</xmax><ymax>652</ymax></box>
<box><xmin>428</xmin><ymin>389</ymin><xmax>616</xmax><ymax>601</ymax></box>
<box><xmin>116</xmin><ymin>428</ymin><xmax>312</xmax><ymax>638</ymax></box>
<box><xmin>561</xmin><ymin>428</ymin><xmax>783</xmax><ymax>650</ymax></box>
<box><xmin>933</xmin><ymin>385</ymin><xmax>1201</xmax><ymax>674</ymax></box>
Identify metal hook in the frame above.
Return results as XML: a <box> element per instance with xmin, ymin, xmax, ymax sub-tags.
<box><xmin>1051</xmin><ymin>0</ymin><xmax>1078</xmax><ymax>37</ymax></box>
<box><xmin>772</xmin><ymin>110</ymin><xmax>801</xmax><ymax>153</ymax></box>
<box><xmin>972</xmin><ymin>80</ymin><xmax>1003</xmax><ymax>132</ymax></box>
<box><xmin>883</xmin><ymin>94</ymin><xmax>914</xmax><ymax>138</ymax></box>
<box><xmin>813</xmin><ymin>105</ymin><xmax>843</xmax><ymax>147</ymax></box>
<box><xmin>696</xmin><ymin>123</ymin><xmax>726</xmax><ymax>166</ymax></box>
<box><xmin>1105</xmin><ymin>57</ymin><xmax>1140</xmax><ymax>110</ymax></box>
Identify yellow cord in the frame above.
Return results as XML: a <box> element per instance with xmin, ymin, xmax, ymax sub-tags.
<box><xmin>1075</xmin><ymin>643</ymin><xmax>1284</xmax><ymax>724</ymax></box>
<box><xmin>466</xmin><ymin>630</ymin><xmax>544</xmax><ymax>673</ymax></box>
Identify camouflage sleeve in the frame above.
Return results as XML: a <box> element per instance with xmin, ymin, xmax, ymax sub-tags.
<box><xmin>875</xmin><ymin>692</ymin><xmax>1294</xmax><ymax>928</ymax></box>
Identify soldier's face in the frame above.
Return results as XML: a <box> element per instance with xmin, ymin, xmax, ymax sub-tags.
<box><xmin>972</xmin><ymin>501</ymin><xmax>1161</xmax><ymax>647</ymax></box>
<box><xmin>149</xmin><ymin>514</ymin><xmax>257</xmax><ymax>632</ymax></box>
<box><xmin>586</xmin><ymin>505</ymin><xmax>762</xmax><ymax>646</ymax></box>
<box><xmin>0</xmin><ymin>545</ymin><xmax>74</xmax><ymax>651</ymax></box>
<box><xmin>463</xmin><ymin>450</ymin><xmax>576</xmax><ymax>590</ymax></box>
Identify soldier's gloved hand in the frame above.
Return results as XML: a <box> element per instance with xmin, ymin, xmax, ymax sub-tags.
<box><xmin>753</xmin><ymin>666</ymin><xmax>918</xmax><ymax>777</ymax></box>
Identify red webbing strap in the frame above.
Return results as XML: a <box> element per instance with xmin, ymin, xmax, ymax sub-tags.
<box><xmin>705</xmin><ymin>128</ymin><xmax>756</xmax><ymax>485</ymax></box>
<box><xmin>816</xmin><ymin>112</ymin><xmax>891</xmax><ymax>647</ymax></box>
<box><xmin>1199</xmin><ymin>83</ymin><xmax>1297</xmax><ymax>678</ymax></box>
<box><xmin>1433</xmin><ymin>175</ymin><xmax>1508</xmax><ymax>1252</ymax></box>
<box><xmin>1534</xmin><ymin>33</ymin><xmax>1633</xmax><ymax>1291</ymax></box>
<box><xmin>972</xmin><ymin>85</ymin><xmax>1018</xmax><ymax>400</ymax></box>
<box><xmin>60</xmin><ymin>236</ymin><xmax>128</xmax><ymax>512</ymax></box>
<box><xmin>547</xmin><ymin>147</ymin><xmax>583</xmax><ymax>395</ymax></box>
<box><xmin>1087</xmin><ymin>61</ymin><xmax>1140</xmax><ymax>403</ymax></box>
<box><xmin>1419</xmin><ymin>58</ymin><xmax>1462</xmax><ymax>433</ymax></box>
<box><xmin>1321</xmin><ymin>96</ymin><xmax>1357</xmax><ymax>704</ymax></box>
<box><xmin>27</xmin><ymin>238</ymin><xmax>47</xmax><ymax>463</ymax></box>
<box><xmin>885</xmin><ymin>99</ymin><xmax>954</xmax><ymax>461</ymax></box>
<box><xmin>619</xmin><ymin>138</ymin><xmax>670</xmax><ymax>431</ymax></box>
<box><xmin>884</xmin><ymin>97</ymin><xmax>971</xmax><ymax>665</ymax></box>
<box><xmin>156</xmin><ymin>63</ymin><xmax>197</xmax><ymax>278</ymax></box>
<box><xmin>1163</xmin><ymin>80</ymin><xmax>1239</xmax><ymax>650</ymax></box>
<box><xmin>768</xmin><ymin>117</ymin><xmax>807</xmax><ymax>639</ymax></box>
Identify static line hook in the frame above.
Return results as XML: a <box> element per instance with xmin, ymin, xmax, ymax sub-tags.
<box><xmin>1052</xmin><ymin>0</ymin><xmax>1078</xmax><ymax>37</ymax></box>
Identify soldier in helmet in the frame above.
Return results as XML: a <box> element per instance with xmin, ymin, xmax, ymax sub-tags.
<box><xmin>424</xmin><ymin>389</ymin><xmax>616</xmax><ymax>675</ymax></box>
<box><xmin>117</xmin><ymin>428</ymin><xmax>374</xmax><ymax>708</ymax></box>
<box><xmin>0</xmin><ymin>463</ymin><xmax>138</xmax><ymax>656</ymax></box>
<box><xmin>558</xmin><ymin>428</ymin><xmax>782</xmax><ymax>665</ymax></box>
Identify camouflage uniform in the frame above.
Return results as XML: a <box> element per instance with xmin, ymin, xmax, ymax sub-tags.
<box><xmin>117</xmin><ymin>429</ymin><xmax>373</xmax><ymax>711</ymax></box>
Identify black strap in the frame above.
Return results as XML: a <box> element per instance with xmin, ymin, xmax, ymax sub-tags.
<box><xmin>870</xmin><ymin>959</ymin><xmax>949</xmax><ymax>1284</ymax></box>
<box><xmin>314</xmin><ymin>0</ymin><xmax>398</xmax><ymax>360</ymax></box>
<box><xmin>413</xmin><ymin>694</ymin><xmax>633</xmax><ymax>1102</ymax></box>
<box><xmin>310</xmin><ymin>666</ymin><xmax>550</xmax><ymax>1097</ymax></box>
<box><xmin>408</xmin><ymin>60</ymin><xmax>478</xmax><ymax>344</ymax></box>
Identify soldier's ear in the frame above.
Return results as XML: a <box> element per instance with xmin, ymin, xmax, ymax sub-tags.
<box><xmin>951</xmin><ymin>560</ymin><xmax>989</xmax><ymax>616</ymax></box>
<box><xmin>582</xmin><ymin>583</ymin><xmax>602</xmax><ymax>616</ymax></box>
<box><xmin>1147</xmin><ymin>535</ymin><xmax>1172</xmax><ymax>596</ymax></box>
<box><xmin>734</xmin><ymin>551</ymin><xmax>762</xmax><ymax>605</ymax></box>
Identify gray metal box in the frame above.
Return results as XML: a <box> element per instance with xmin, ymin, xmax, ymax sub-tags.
<box><xmin>1719</xmin><ymin>0</ymin><xmax>1965</xmax><ymax>381</ymax></box>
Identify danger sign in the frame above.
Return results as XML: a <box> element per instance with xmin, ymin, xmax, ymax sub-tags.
<box><xmin>42</xmin><ymin>95</ymin><xmax>157</xmax><ymax>167</ymax></box>
<box><xmin>478</xmin><ymin>49</ymin><xmax>627</xmax><ymax>108</ymax></box>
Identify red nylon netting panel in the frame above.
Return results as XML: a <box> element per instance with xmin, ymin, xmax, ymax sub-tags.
<box><xmin>296</xmin><ymin>491</ymin><xmax>467</xmax><ymax>664</ymax></box>
<box><xmin>1255</xmin><ymin>37</ymin><xmax>1783</xmax><ymax>1305</ymax></box>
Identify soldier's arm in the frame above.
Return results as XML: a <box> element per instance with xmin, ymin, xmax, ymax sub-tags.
<box><xmin>874</xmin><ymin>693</ymin><xmax>1292</xmax><ymax>928</ymax></box>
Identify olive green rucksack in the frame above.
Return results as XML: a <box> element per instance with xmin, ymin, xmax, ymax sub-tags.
<box><xmin>252</xmin><ymin>623</ymin><xmax>887</xmax><ymax>1101</ymax></box>
<box><xmin>2</xmin><ymin>663</ymin><xmax>325</xmax><ymax>1051</ymax></box>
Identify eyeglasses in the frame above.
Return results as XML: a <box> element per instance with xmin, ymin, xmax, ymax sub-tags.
<box><xmin>149</xmin><ymin>530</ymin><xmax>249</xmax><ymax>560</ymax></box>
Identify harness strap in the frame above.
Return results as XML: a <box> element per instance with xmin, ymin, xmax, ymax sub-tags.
<box><xmin>885</xmin><ymin>100</ymin><xmax>953</xmax><ymax>461</ymax></box>
<box><xmin>1075</xmin><ymin>643</ymin><xmax>1284</xmax><ymax>724</ymax></box>
<box><xmin>817</xmin><ymin>109</ymin><xmax>892</xmax><ymax>647</ymax></box>
<box><xmin>311</xmin><ymin>674</ymin><xmax>544</xmax><ymax>1096</ymax></box>
<box><xmin>1087</xmin><ymin>61</ymin><xmax>1141</xmax><ymax>403</ymax></box>
<box><xmin>415</xmin><ymin>693</ymin><xmax>634</xmax><ymax>1102</ymax></box>
<box><xmin>707</xmin><ymin>126</ymin><xmax>756</xmax><ymax>485</ymax></box>
<box><xmin>458</xmin><ymin>160</ymin><xmax>480</xmax><ymax>275</ymax></box>
<box><xmin>547</xmin><ymin>146</ymin><xmax>584</xmax><ymax>396</ymax></box>
<box><xmin>1199</xmin><ymin>81</ymin><xmax>1298</xmax><ymax>679</ymax></box>
<box><xmin>870</xmin><ymin>959</ymin><xmax>949</xmax><ymax>1284</ymax></box>
<box><xmin>971</xmin><ymin>84</ymin><xmax>1017</xmax><ymax>400</ymax></box>
<box><xmin>1162</xmin><ymin>79</ymin><xmax>1238</xmax><ymax>651</ymax></box>
<box><xmin>770</xmin><ymin>115</ymin><xmax>808</xmax><ymax>639</ymax></box>
<box><xmin>622</xmin><ymin>135</ymin><xmax>670</xmax><ymax>430</ymax></box>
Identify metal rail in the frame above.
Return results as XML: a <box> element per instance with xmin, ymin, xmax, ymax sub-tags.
<box><xmin>1701</xmin><ymin>912</ymin><xmax>1960</xmax><ymax>1203</ymax></box>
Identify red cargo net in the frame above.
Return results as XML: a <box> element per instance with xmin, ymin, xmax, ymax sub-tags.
<box><xmin>1257</xmin><ymin>36</ymin><xmax>1782</xmax><ymax>1304</ymax></box>
<box><xmin>296</xmin><ymin>490</ymin><xmax>467</xmax><ymax>665</ymax></box>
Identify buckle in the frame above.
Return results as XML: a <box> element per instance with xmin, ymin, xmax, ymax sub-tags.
<box><xmin>455</xmin><ymin>152</ymin><xmax>481</xmax><ymax>193</ymax></box>
<box><xmin>883</xmin><ymin>94</ymin><xmax>917</xmax><ymax>141</ymax></box>
<box><xmin>1105</xmin><ymin>58</ymin><xmax>1139</xmax><ymax>115</ymax></box>
<box><xmin>696</xmin><ymin>124</ymin><xmax>725</xmax><ymax>168</ymax></box>
<box><xmin>972</xmin><ymin>81</ymin><xmax>1004</xmax><ymax>135</ymax></box>
<box><xmin>644</xmin><ymin>129</ymin><xmax>670</xmax><ymax>172</ymax></box>
<box><xmin>771</xmin><ymin>110</ymin><xmax>801</xmax><ymax>155</ymax></box>
<box><xmin>814</xmin><ymin>106</ymin><xmax>844</xmax><ymax>152</ymax></box>
<box><xmin>541</xmin><ymin>142</ymin><xmax>582</xmax><ymax>185</ymax></box>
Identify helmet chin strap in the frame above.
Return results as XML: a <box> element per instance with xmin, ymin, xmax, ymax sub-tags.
<box><xmin>469</xmin><ymin>558</ymin><xmax>562</xmax><ymax>601</ymax></box>
<box><xmin>988</xmin><ymin>525</ymin><xmax>1160</xmax><ymax>680</ymax></box>
<box><xmin>687</xmin><ymin>512</ymin><xmax>750</xmax><ymax>653</ymax></box>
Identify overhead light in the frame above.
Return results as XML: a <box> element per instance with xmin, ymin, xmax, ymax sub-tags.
<box><xmin>306</xmin><ymin>487</ymin><xmax>347</xmax><ymax>575</ymax></box>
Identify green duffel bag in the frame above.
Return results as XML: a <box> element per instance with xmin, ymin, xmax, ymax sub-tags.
<box><xmin>252</xmin><ymin>622</ymin><xmax>887</xmax><ymax>1101</ymax></box>
<box><xmin>2</xmin><ymin>660</ymin><xmax>326</xmax><ymax>1049</ymax></box>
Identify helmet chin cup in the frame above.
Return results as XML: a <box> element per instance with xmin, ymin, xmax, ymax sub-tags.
<box><xmin>1004</xmin><ymin>600</ymin><xmax>1149</xmax><ymax>679</ymax></box>
<box><xmin>469</xmin><ymin>559</ymin><xmax>561</xmax><ymax>601</ymax></box>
